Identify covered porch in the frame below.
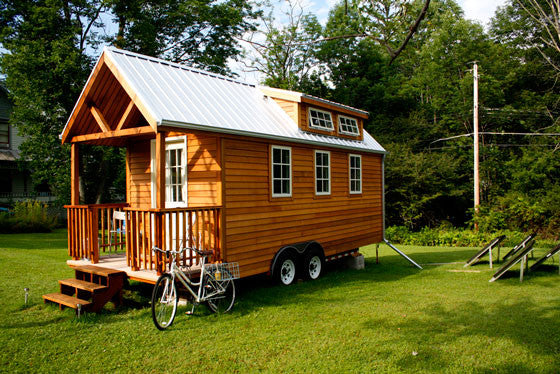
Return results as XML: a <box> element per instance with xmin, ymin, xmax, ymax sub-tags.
<box><xmin>60</xmin><ymin>48</ymin><xmax>223</xmax><ymax>283</ymax></box>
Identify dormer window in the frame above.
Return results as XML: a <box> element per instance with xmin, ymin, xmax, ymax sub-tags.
<box><xmin>308</xmin><ymin>108</ymin><xmax>334</xmax><ymax>131</ymax></box>
<box><xmin>338</xmin><ymin>115</ymin><xmax>359</xmax><ymax>136</ymax></box>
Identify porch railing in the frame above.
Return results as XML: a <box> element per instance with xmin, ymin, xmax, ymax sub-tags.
<box><xmin>124</xmin><ymin>207</ymin><xmax>221</xmax><ymax>274</ymax></box>
<box><xmin>66</xmin><ymin>204</ymin><xmax>221</xmax><ymax>274</ymax></box>
<box><xmin>65</xmin><ymin>203</ymin><xmax>129</xmax><ymax>262</ymax></box>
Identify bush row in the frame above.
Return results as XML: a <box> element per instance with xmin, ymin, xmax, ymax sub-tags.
<box><xmin>385</xmin><ymin>225</ymin><xmax>558</xmax><ymax>248</ymax></box>
<box><xmin>0</xmin><ymin>201</ymin><xmax>58</xmax><ymax>233</ymax></box>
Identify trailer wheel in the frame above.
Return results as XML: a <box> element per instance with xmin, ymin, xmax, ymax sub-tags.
<box><xmin>304</xmin><ymin>249</ymin><xmax>324</xmax><ymax>280</ymax></box>
<box><xmin>274</xmin><ymin>251</ymin><xmax>297</xmax><ymax>285</ymax></box>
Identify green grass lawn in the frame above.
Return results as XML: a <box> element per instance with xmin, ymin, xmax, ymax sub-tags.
<box><xmin>1</xmin><ymin>229</ymin><xmax>560</xmax><ymax>373</ymax></box>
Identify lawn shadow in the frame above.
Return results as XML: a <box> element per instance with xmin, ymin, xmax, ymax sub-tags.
<box><xmin>232</xmin><ymin>252</ymin><xmax>438</xmax><ymax>315</ymax></box>
<box><xmin>361</xmin><ymin>298</ymin><xmax>560</xmax><ymax>371</ymax></box>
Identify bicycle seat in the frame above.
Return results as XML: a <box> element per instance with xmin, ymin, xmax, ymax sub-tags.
<box><xmin>198</xmin><ymin>250</ymin><xmax>214</xmax><ymax>257</ymax></box>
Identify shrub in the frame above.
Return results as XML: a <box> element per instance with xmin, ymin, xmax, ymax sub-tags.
<box><xmin>385</xmin><ymin>225</ymin><xmax>556</xmax><ymax>248</ymax></box>
<box><xmin>0</xmin><ymin>200</ymin><xmax>57</xmax><ymax>233</ymax></box>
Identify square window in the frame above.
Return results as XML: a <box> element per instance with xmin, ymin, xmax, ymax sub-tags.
<box><xmin>308</xmin><ymin>108</ymin><xmax>334</xmax><ymax>131</ymax></box>
<box><xmin>338</xmin><ymin>115</ymin><xmax>359</xmax><ymax>136</ymax></box>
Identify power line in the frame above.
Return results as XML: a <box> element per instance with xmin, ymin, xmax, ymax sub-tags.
<box><xmin>429</xmin><ymin>143</ymin><xmax>558</xmax><ymax>151</ymax></box>
<box><xmin>431</xmin><ymin>132</ymin><xmax>560</xmax><ymax>144</ymax></box>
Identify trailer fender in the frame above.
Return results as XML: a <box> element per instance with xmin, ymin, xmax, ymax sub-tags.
<box><xmin>270</xmin><ymin>241</ymin><xmax>325</xmax><ymax>278</ymax></box>
<box><xmin>270</xmin><ymin>245</ymin><xmax>300</xmax><ymax>279</ymax></box>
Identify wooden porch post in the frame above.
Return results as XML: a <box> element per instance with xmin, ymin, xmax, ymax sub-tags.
<box><xmin>156</xmin><ymin>132</ymin><xmax>166</xmax><ymax>209</ymax></box>
<box><xmin>71</xmin><ymin>143</ymin><xmax>80</xmax><ymax>205</ymax></box>
<box><xmin>155</xmin><ymin>132</ymin><xmax>166</xmax><ymax>274</ymax></box>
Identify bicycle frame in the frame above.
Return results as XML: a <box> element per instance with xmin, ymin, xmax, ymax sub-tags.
<box><xmin>167</xmin><ymin>250</ymin><xmax>226</xmax><ymax>304</ymax></box>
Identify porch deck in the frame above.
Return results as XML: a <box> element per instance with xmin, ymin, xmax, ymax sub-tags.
<box><xmin>67</xmin><ymin>254</ymin><xmax>160</xmax><ymax>284</ymax></box>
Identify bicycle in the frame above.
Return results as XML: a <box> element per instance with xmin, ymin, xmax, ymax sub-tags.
<box><xmin>151</xmin><ymin>246</ymin><xmax>239</xmax><ymax>330</ymax></box>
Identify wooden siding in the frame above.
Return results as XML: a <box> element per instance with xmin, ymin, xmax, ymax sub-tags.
<box><xmin>185</xmin><ymin>133</ymin><xmax>221</xmax><ymax>207</ymax></box>
<box><xmin>271</xmin><ymin>98</ymin><xmax>299</xmax><ymax>124</ymax></box>
<box><xmin>223</xmin><ymin>137</ymin><xmax>383</xmax><ymax>277</ymax></box>
<box><xmin>127</xmin><ymin>140</ymin><xmax>151</xmax><ymax>209</ymax></box>
<box><xmin>127</xmin><ymin>132</ymin><xmax>221</xmax><ymax>209</ymax></box>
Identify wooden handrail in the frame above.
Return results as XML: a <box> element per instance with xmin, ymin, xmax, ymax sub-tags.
<box><xmin>123</xmin><ymin>205</ymin><xmax>221</xmax><ymax>213</ymax></box>
<box><xmin>64</xmin><ymin>203</ymin><xmax>129</xmax><ymax>209</ymax></box>
<box><xmin>66</xmin><ymin>204</ymin><xmax>222</xmax><ymax>275</ymax></box>
<box><xmin>125</xmin><ymin>207</ymin><xmax>222</xmax><ymax>274</ymax></box>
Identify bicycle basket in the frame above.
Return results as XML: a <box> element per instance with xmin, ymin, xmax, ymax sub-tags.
<box><xmin>204</xmin><ymin>262</ymin><xmax>240</xmax><ymax>281</ymax></box>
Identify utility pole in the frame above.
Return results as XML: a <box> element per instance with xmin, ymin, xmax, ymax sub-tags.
<box><xmin>473</xmin><ymin>62</ymin><xmax>480</xmax><ymax>228</ymax></box>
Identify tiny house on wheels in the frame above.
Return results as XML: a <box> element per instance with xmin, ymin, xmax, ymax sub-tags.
<box><xmin>44</xmin><ymin>47</ymin><xmax>388</xmax><ymax>311</ymax></box>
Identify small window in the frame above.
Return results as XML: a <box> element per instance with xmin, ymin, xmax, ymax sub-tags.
<box><xmin>308</xmin><ymin>108</ymin><xmax>334</xmax><ymax>131</ymax></box>
<box><xmin>338</xmin><ymin>115</ymin><xmax>359</xmax><ymax>136</ymax></box>
<box><xmin>0</xmin><ymin>120</ymin><xmax>8</xmax><ymax>146</ymax></box>
<box><xmin>349</xmin><ymin>154</ymin><xmax>362</xmax><ymax>194</ymax></box>
<box><xmin>315</xmin><ymin>150</ymin><xmax>330</xmax><ymax>195</ymax></box>
<box><xmin>271</xmin><ymin>146</ymin><xmax>291</xmax><ymax>197</ymax></box>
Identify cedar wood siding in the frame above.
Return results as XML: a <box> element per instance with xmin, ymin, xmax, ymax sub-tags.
<box><xmin>127</xmin><ymin>132</ymin><xmax>221</xmax><ymax>209</ymax></box>
<box><xmin>128</xmin><ymin>140</ymin><xmax>151</xmax><ymax>209</ymax></box>
<box><xmin>126</xmin><ymin>130</ymin><xmax>383</xmax><ymax>278</ymax></box>
<box><xmin>223</xmin><ymin>136</ymin><xmax>383</xmax><ymax>277</ymax></box>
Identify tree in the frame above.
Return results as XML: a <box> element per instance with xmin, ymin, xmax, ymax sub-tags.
<box><xmin>514</xmin><ymin>0</ymin><xmax>560</xmax><ymax>73</ymax></box>
<box><xmin>108</xmin><ymin>0</ymin><xmax>260</xmax><ymax>75</ymax></box>
<box><xmin>242</xmin><ymin>0</ymin><xmax>323</xmax><ymax>90</ymax></box>
<box><xmin>0</xmin><ymin>0</ymin><xmax>260</xmax><ymax>204</ymax></box>
<box><xmin>0</xmin><ymin>0</ymin><xmax>103</xmax><ymax>202</ymax></box>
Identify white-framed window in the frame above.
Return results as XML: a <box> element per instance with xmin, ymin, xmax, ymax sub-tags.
<box><xmin>151</xmin><ymin>136</ymin><xmax>188</xmax><ymax>208</ymax></box>
<box><xmin>308</xmin><ymin>107</ymin><xmax>334</xmax><ymax>131</ymax></box>
<box><xmin>165</xmin><ymin>140</ymin><xmax>187</xmax><ymax>206</ymax></box>
<box><xmin>338</xmin><ymin>115</ymin><xmax>360</xmax><ymax>136</ymax></box>
<box><xmin>271</xmin><ymin>145</ymin><xmax>291</xmax><ymax>197</ymax></box>
<box><xmin>349</xmin><ymin>154</ymin><xmax>362</xmax><ymax>194</ymax></box>
<box><xmin>315</xmin><ymin>150</ymin><xmax>331</xmax><ymax>195</ymax></box>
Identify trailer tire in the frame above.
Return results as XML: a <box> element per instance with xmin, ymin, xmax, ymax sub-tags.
<box><xmin>303</xmin><ymin>248</ymin><xmax>324</xmax><ymax>280</ymax></box>
<box><xmin>274</xmin><ymin>251</ymin><xmax>298</xmax><ymax>286</ymax></box>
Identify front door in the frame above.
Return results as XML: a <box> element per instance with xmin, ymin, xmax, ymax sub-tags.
<box><xmin>151</xmin><ymin>136</ymin><xmax>188</xmax><ymax>250</ymax></box>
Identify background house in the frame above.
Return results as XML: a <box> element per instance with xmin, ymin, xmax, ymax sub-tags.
<box><xmin>0</xmin><ymin>84</ymin><xmax>54</xmax><ymax>206</ymax></box>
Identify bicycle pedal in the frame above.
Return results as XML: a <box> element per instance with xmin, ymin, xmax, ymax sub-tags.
<box><xmin>185</xmin><ymin>311</ymin><xmax>194</xmax><ymax>315</ymax></box>
<box><xmin>205</xmin><ymin>285</ymin><xmax>212</xmax><ymax>290</ymax></box>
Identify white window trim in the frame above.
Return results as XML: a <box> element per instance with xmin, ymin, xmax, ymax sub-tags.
<box><xmin>349</xmin><ymin>154</ymin><xmax>362</xmax><ymax>194</ymax></box>
<box><xmin>271</xmin><ymin>145</ymin><xmax>292</xmax><ymax>198</ymax></box>
<box><xmin>314</xmin><ymin>150</ymin><xmax>331</xmax><ymax>196</ymax></box>
<box><xmin>338</xmin><ymin>115</ymin><xmax>360</xmax><ymax>136</ymax></box>
<box><xmin>150</xmin><ymin>136</ymin><xmax>188</xmax><ymax>209</ymax></box>
<box><xmin>308</xmin><ymin>107</ymin><xmax>334</xmax><ymax>132</ymax></box>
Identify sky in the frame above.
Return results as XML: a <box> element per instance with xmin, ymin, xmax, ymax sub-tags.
<box><xmin>234</xmin><ymin>0</ymin><xmax>508</xmax><ymax>83</ymax></box>
<box><xmin>301</xmin><ymin>0</ymin><xmax>508</xmax><ymax>27</ymax></box>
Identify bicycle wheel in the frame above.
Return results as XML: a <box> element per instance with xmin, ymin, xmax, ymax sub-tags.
<box><xmin>151</xmin><ymin>273</ymin><xmax>178</xmax><ymax>330</ymax></box>
<box><xmin>204</xmin><ymin>271</ymin><xmax>236</xmax><ymax>314</ymax></box>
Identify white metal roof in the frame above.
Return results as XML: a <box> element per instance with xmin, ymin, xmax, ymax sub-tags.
<box><xmin>69</xmin><ymin>47</ymin><xmax>386</xmax><ymax>154</ymax></box>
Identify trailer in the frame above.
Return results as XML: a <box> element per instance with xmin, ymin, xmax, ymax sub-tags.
<box><xmin>44</xmin><ymin>47</ymin><xmax>388</xmax><ymax>311</ymax></box>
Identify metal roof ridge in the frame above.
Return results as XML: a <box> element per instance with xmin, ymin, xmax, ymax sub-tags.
<box><xmin>258</xmin><ymin>84</ymin><xmax>369</xmax><ymax>116</ymax></box>
<box><xmin>104</xmin><ymin>46</ymin><xmax>255</xmax><ymax>88</ymax></box>
<box><xmin>301</xmin><ymin>93</ymin><xmax>369</xmax><ymax>115</ymax></box>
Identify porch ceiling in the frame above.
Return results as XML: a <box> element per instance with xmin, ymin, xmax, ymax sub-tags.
<box><xmin>61</xmin><ymin>56</ymin><xmax>155</xmax><ymax>146</ymax></box>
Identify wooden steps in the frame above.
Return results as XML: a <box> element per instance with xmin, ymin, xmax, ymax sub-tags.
<box><xmin>42</xmin><ymin>265</ymin><xmax>126</xmax><ymax>313</ymax></box>
<box><xmin>42</xmin><ymin>293</ymin><xmax>92</xmax><ymax>310</ymax></box>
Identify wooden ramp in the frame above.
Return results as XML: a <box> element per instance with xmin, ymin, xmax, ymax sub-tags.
<box><xmin>43</xmin><ymin>265</ymin><xmax>125</xmax><ymax>313</ymax></box>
